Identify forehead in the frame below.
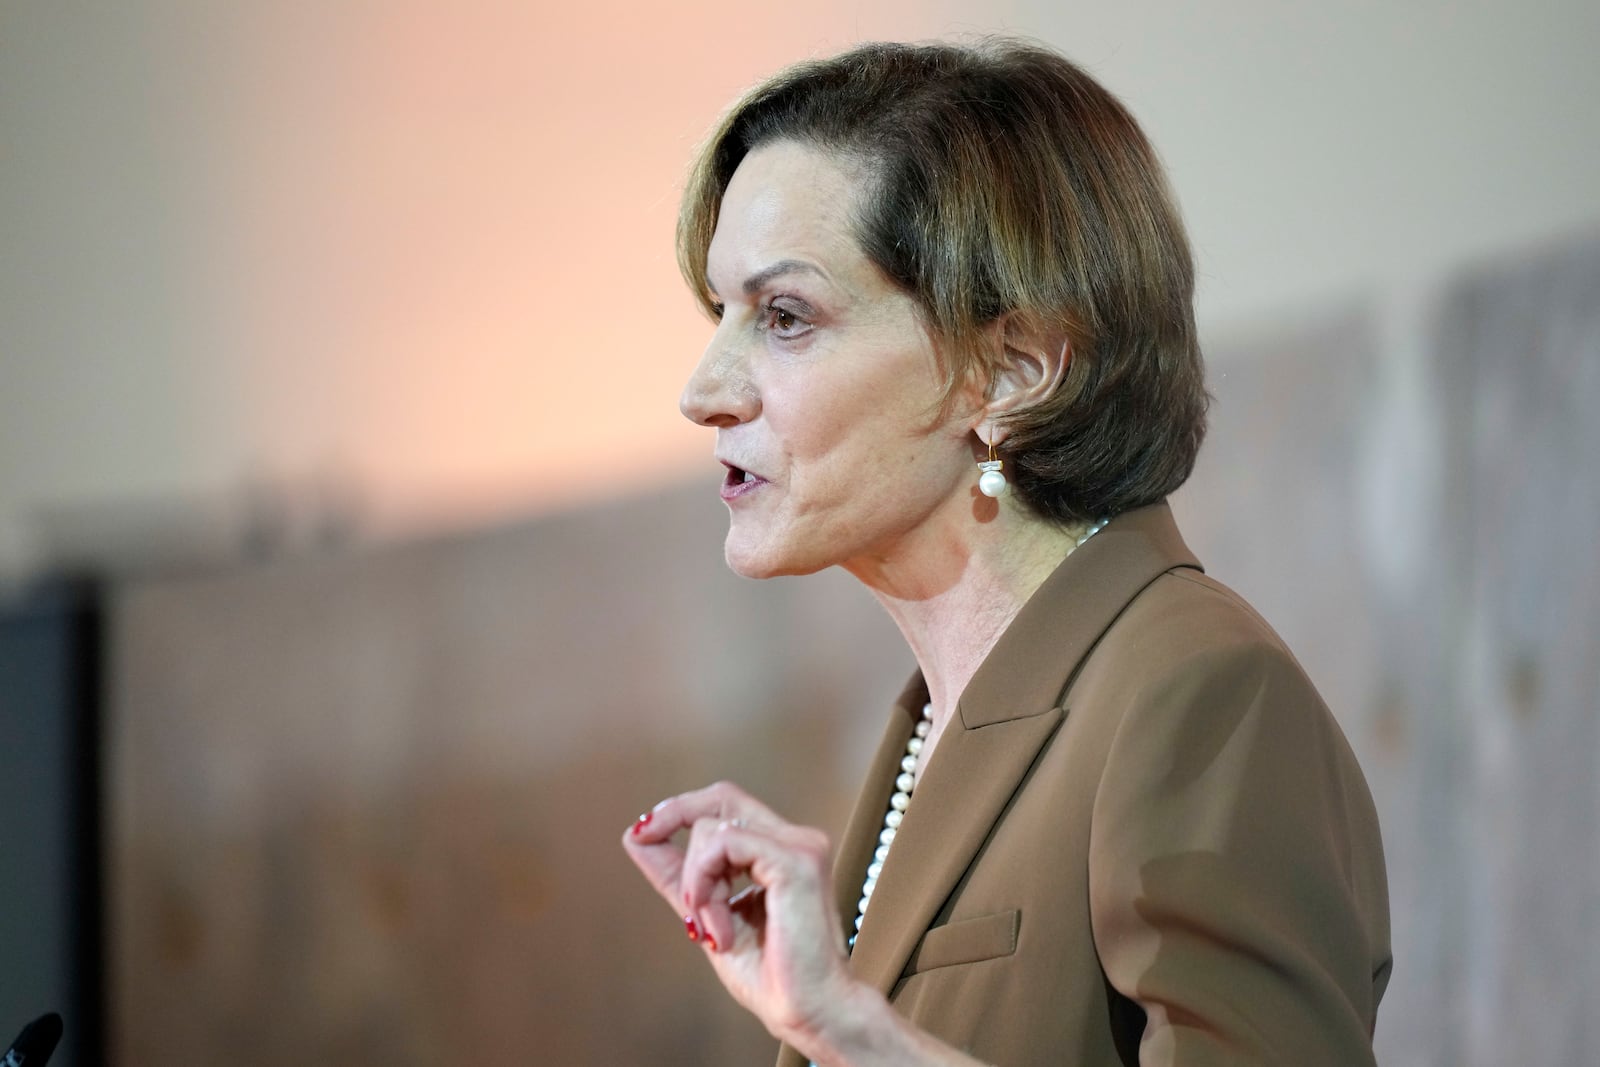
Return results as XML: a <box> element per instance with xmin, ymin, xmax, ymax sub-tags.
<box><xmin>705</xmin><ymin>141</ymin><xmax>874</xmax><ymax>289</ymax></box>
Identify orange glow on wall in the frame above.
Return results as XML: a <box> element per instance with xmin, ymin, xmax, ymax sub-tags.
<box><xmin>188</xmin><ymin>2</ymin><xmax>967</xmax><ymax>539</ymax></box>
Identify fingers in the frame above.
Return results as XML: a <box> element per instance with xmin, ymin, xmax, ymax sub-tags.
<box><xmin>680</xmin><ymin>817</ymin><xmax>754</xmax><ymax>951</ymax></box>
<box><xmin>621</xmin><ymin>786</ymin><xmax>857</xmax><ymax>1043</ymax></box>
<box><xmin>621</xmin><ymin>782</ymin><xmax>835</xmax><ymax>957</ymax></box>
<box><xmin>681</xmin><ymin>816</ymin><xmax>832</xmax><ymax>953</ymax></box>
<box><xmin>620</xmin><ymin>820</ymin><xmax>687</xmax><ymax>908</ymax></box>
<box><xmin>628</xmin><ymin>780</ymin><xmax>777</xmax><ymax>844</ymax></box>
<box><xmin>620</xmin><ymin>781</ymin><xmax>777</xmax><ymax>917</ymax></box>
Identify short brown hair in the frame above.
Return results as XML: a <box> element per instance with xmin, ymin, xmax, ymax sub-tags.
<box><xmin>678</xmin><ymin>39</ymin><xmax>1208</xmax><ymax>525</ymax></box>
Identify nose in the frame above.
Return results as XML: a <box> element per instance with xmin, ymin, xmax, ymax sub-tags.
<box><xmin>679</xmin><ymin>334</ymin><xmax>759</xmax><ymax>428</ymax></box>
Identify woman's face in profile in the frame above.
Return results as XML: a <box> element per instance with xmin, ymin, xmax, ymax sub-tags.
<box><xmin>680</xmin><ymin>140</ymin><xmax>983</xmax><ymax>583</ymax></box>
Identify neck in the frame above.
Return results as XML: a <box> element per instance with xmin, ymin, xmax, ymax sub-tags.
<box><xmin>845</xmin><ymin>501</ymin><xmax>1090</xmax><ymax>755</ymax></box>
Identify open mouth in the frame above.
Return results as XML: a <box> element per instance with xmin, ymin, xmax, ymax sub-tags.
<box><xmin>720</xmin><ymin>462</ymin><xmax>764</xmax><ymax>498</ymax></box>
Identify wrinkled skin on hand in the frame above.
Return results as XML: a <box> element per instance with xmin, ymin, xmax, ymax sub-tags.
<box><xmin>622</xmin><ymin>780</ymin><xmax>858</xmax><ymax>1046</ymax></box>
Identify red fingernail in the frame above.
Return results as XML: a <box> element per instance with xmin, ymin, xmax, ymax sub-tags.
<box><xmin>703</xmin><ymin>931</ymin><xmax>718</xmax><ymax>952</ymax></box>
<box><xmin>684</xmin><ymin>914</ymin><xmax>700</xmax><ymax>942</ymax></box>
<box><xmin>631</xmin><ymin>812</ymin><xmax>652</xmax><ymax>835</ymax></box>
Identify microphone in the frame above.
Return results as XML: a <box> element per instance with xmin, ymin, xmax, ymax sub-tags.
<box><xmin>2</xmin><ymin>1013</ymin><xmax>63</xmax><ymax>1066</ymax></box>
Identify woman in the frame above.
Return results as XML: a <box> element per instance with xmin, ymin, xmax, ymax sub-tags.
<box><xmin>622</xmin><ymin>39</ymin><xmax>1391</xmax><ymax>1066</ymax></box>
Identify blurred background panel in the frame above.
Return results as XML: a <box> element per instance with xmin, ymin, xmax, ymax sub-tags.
<box><xmin>2</xmin><ymin>1</ymin><xmax>1599</xmax><ymax>1064</ymax></box>
<box><xmin>1430</xmin><ymin>240</ymin><xmax>1600</xmax><ymax>1067</ymax></box>
<box><xmin>103</xmin><ymin>487</ymin><xmax>907</xmax><ymax>1065</ymax></box>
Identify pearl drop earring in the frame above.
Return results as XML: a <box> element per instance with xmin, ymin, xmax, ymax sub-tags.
<box><xmin>978</xmin><ymin>438</ymin><xmax>1008</xmax><ymax>498</ymax></box>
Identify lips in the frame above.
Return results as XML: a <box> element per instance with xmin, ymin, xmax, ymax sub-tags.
<box><xmin>719</xmin><ymin>460</ymin><xmax>767</xmax><ymax>501</ymax></box>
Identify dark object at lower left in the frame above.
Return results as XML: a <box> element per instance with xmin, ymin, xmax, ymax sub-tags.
<box><xmin>3</xmin><ymin>1012</ymin><xmax>64</xmax><ymax>1066</ymax></box>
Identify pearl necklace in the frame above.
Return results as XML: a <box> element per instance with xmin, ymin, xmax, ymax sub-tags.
<box><xmin>848</xmin><ymin>703</ymin><xmax>932</xmax><ymax>950</ymax></box>
<box><xmin>846</xmin><ymin>516</ymin><xmax>1107</xmax><ymax>953</ymax></box>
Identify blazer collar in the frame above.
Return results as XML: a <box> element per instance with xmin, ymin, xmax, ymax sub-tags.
<box><xmin>836</xmin><ymin>500</ymin><xmax>1203</xmax><ymax>996</ymax></box>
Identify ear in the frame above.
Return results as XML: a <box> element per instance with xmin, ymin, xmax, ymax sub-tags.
<box><xmin>973</xmin><ymin>314</ymin><xmax>1071</xmax><ymax>444</ymax></box>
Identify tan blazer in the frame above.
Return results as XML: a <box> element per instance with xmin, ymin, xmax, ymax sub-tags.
<box><xmin>777</xmin><ymin>502</ymin><xmax>1391</xmax><ymax>1066</ymax></box>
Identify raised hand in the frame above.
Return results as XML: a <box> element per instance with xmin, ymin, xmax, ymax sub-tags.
<box><xmin>621</xmin><ymin>781</ymin><xmax>858</xmax><ymax>1046</ymax></box>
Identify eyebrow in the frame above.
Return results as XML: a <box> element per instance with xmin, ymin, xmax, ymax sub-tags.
<box><xmin>706</xmin><ymin>259</ymin><xmax>827</xmax><ymax>298</ymax></box>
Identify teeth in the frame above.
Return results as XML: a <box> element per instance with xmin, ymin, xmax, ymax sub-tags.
<box><xmin>742</xmin><ymin>470</ymin><xmax>756</xmax><ymax>483</ymax></box>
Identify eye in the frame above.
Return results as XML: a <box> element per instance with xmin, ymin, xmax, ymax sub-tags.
<box><xmin>707</xmin><ymin>299</ymin><xmax>725</xmax><ymax>321</ymax></box>
<box><xmin>760</xmin><ymin>300</ymin><xmax>812</xmax><ymax>339</ymax></box>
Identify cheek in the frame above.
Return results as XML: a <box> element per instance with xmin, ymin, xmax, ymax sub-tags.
<box><xmin>767</xmin><ymin>380</ymin><xmax>871</xmax><ymax>464</ymax></box>
<box><xmin>766</xmin><ymin>336</ymin><xmax>954</xmax><ymax>481</ymax></box>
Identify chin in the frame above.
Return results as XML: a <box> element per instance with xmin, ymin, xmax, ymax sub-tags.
<box><xmin>722</xmin><ymin>534</ymin><xmax>830</xmax><ymax>580</ymax></box>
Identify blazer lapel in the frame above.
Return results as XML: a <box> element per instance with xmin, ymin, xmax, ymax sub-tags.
<box><xmin>846</xmin><ymin>701</ymin><xmax>1064</xmax><ymax>995</ymax></box>
<box><xmin>842</xmin><ymin>501</ymin><xmax>1202</xmax><ymax>997</ymax></box>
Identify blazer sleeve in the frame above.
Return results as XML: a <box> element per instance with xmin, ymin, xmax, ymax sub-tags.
<box><xmin>1086</xmin><ymin>637</ymin><xmax>1390</xmax><ymax>1067</ymax></box>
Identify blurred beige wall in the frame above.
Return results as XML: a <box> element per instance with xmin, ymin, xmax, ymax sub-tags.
<box><xmin>4</xmin><ymin>1</ymin><xmax>1598</xmax><ymax>579</ymax></box>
